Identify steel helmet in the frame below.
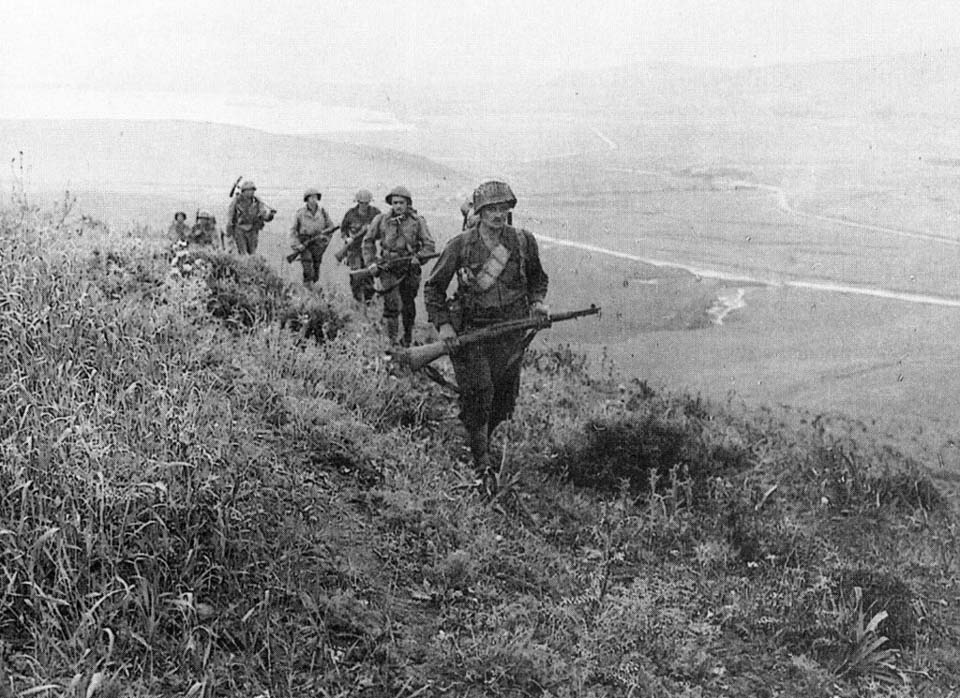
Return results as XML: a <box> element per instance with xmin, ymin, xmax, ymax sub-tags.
<box><xmin>240</xmin><ymin>180</ymin><xmax>256</xmax><ymax>191</ymax></box>
<box><xmin>355</xmin><ymin>189</ymin><xmax>373</xmax><ymax>203</ymax></box>
<box><xmin>174</xmin><ymin>211</ymin><xmax>187</xmax><ymax>221</ymax></box>
<box><xmin>473</xmin><ymin>180</ymin><xmax>517</xmax><ymax>213</ymax></box>
<box><xmin>303</xmin><ymin>187</ymin><xmax>322</xmax><ymax>202</ymax></box>
<box><xmin>197</xmin><ymin>210</ymin><xmax>215</xmax><ymax>222</ymax></box>
<box><xmin>386</xmin><ymin>185</ymin><xmax>412</xmax><ymax>205</ymax></box>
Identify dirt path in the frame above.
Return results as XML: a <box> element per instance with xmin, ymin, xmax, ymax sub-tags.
<box><xmin>536</xmin><ymin>232</ymin><xmax>960</xmax><ymax>309</ymax></box>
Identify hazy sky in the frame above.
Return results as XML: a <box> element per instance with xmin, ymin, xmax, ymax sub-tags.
<box><xmin>4</xmin><ymin>0</ymin><xmax>960</xmax><ymax>95</ymax></box>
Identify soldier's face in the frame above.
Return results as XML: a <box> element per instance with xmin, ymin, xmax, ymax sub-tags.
<box><xmin>241</xmin><ymin>188</ymin><xmax>255</xmax><ymax>198</ymax></box>
<box><xmin>480</xmin><ymin>203</ymin><xmax>512</xmax><ymax>230</ymax></box>
<box><xmin>390</xmin><ymin>197</ymin><xmax>409</xmax><ymax>215</ymax></box>
<box><xmin>358</xmin><ymin>201</ymin><xmax>369</xmax><ymax>213</ymax></box>
<box><xmin>306</xmin><ymin>194</ymin><xmax>319</xmax><ymax>206</ymax></box>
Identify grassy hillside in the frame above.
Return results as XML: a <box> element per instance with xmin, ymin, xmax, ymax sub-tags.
<box><xmin>1</xmin><ymin>196</ymin><xmax>959</xmax><ymax>697</ymax></box>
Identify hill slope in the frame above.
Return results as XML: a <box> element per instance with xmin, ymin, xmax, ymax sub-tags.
<box><xmin>0</xmin><ymin>200</ymin><xmax>959</xmax><ymax>696</ymax></box>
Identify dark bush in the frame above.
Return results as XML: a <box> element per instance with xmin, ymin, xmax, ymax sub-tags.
<box><xmin>171</xmin><ymin>248</ymin><xmax>290</xmax><ymax>329</ymax></box>
<box><xmin>834</xmin><ymin>567</ymin><xmax>916</xmax><ymax>649</ymax></box>
<box><xmin>551</xmin><ymin>410</ymin><xmax>749</xmax><ymax>497</ymax></box>
<box><xmin>816</xmin><ymin>443</ymin><xmax>946</xmax><ymax>516</ymax></box>
<box><xmin>554</xmin><ymin>416</ymin><xmax>686</xmax><ymax>495</ymax></box>
<box><xmin>279</xmin><ymin>296</ymin><xmax>349</xmax><ymax>344</ymax></box>
<box><xmin>872</xmin><ymin>471</ymin><xmax>946</xmax><ymax>514</ymax></box>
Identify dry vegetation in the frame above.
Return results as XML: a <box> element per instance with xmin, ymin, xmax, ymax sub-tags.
<box><xmin>1</xmin><ymin>194</ymin><xmax>959</xmax><ymax>697</ymax></box>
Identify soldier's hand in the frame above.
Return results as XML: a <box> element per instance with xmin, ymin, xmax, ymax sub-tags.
<box><xmin>530</xmin><ymin>300</ymin><xmax>550</xmax><ymax>319</ymax></box>
<box><xmin>438</xmin><ymin>324</ymin><xmax>457</xmax><ymax>341</ymax></box>
<box><xmin>366</xmin><ymin>263</ymin><xmax>380</xmax><ymax>275</ymax></box>
<box><xmin>294</xmin><ymin>243</ymin><xmax>305</xmax><ymax>252</ymax></box>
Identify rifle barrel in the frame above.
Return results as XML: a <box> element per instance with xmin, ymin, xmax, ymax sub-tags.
<box><xmin>393</xmin><ymin>305</ymin><xmax>600</xmax><ymax>371</ymax></box>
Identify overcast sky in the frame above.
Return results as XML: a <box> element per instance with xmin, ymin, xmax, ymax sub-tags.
<box><xmin>4</xmin><ymin>0</ymin><xmax>960</xmax><ymax>94</ymax></box>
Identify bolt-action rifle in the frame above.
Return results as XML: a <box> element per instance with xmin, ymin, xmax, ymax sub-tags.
<box><xmin>286</xmin><ymin>225</ymin><xmax>340</xmax><ymax>263</ymax></box>
<box><xmin>350</xmin><ymin>252</ymin><xmax>440</xmax><ymax>281</ymax></box>
<box><xmin>334</xmin><ymin>226</ymin><xmax>369</xmax><ymax>264</ymax></box>
<box><xmin>228</xmin><ymin>176</ymin><xmax>243</xmax><ymax>199</ymax></box>
<box><xmin>392</xmin><ymin>305</ymin><xmax>601</xmax><ymax>371</ymax></box>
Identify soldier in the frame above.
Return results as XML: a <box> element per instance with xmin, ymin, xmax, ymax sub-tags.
<box><xmin>189</xmin><ymin>210</ymin><xmax>221</xmax><ymax>247</ymax></box>
<box><xmin>290</xmin><ymin>188</ymin><xmax>336</xmax><ymax>289</ymax></box>
<box><xmin>168</xmin><ymin>211</ymin><xmax>190</xmax><ymax>244</ymax></box>
<box><xmin>362</xmin><ymin>185</ymin><xmax>436</xmax><ymax>346</ymax></box>
<box><xmin>226</xmin><ymin>180</ymin><xmax>276</xmax><ymax>255</ymax></box>
<box><xmin>424</xmin><ymin>180</ymin><xmax>549</xmax><ymax>488</ymax></box>
<box><xmin>339</xmin><ymin>189</ymin><xmax>381</xmax><ymax>303</ymax></box>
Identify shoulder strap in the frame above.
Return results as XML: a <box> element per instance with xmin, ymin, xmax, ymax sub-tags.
<box><xmin>514</xmin><ymin>227</ymin><xmax>528</xmax><ymax>267</ymax></box>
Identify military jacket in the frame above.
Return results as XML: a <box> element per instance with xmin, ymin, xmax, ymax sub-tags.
<box><xmin>189</xmin><ymin>222</ymin><xmax>216</xmax><ymax>245</ymax></box>
<box><xmin>424</xmin><ymin>224</ymin><xmax>549</xmax><ymax>328</ymax></box>
<box><xmin>168</xmin><ymin>221</ymin><xmax>191</xmax><ymax>243</ymax></box>
<box><xmin>290</xmin><ymin>205</ymin><xmax>334</xmax><ymax>248</ymax></box>
<box><xmin>227</xmin><ymin>195</ymin><xmax>275</xmax><ymax>234</ymax></box>
<box><xmin>362</xmin><ymin>210</ymin><xmax>435</xmax><ymax>264</ymax></box>
<box><xmin>340</xmin><ymin>205</ymin><xmax>381</xmax><ymax>239</ymax></box>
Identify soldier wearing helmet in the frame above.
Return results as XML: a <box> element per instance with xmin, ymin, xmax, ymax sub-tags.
<box><xmin>188</xmin><ymin>210</ymin><xmax>221</xmax><ymax>247</ymax></box>
<box><xmin>226</xmin><ymin>180</ymin><xmax>276</xmax><ymax>255</ymax></box>
<box><xmin>424</xmin><ymin>180</ymin><xmax>549</xmax><ymax>492</ymax></box>
<box><xmin>362</xmin><ymin>185</ymin><xmax>436</xmax><ymax>346</ymax></box>
<box><xmin>289</xmin><ymin>188</ymin><xmax>336</xmax><ymax>289</ymax></box>
<box><xmin>168</xmin><ymin>211</ymin><xmax>191</xmax><ymax>245</ymax></box>
<box><xmin>338</xmin><ymin>188</ymin><xmax>381</xmax><ymax>303</ymax></box>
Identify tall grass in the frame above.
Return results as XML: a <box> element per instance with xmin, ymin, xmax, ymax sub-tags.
<box><xmin>0</xmin><ymin>202</ymin><xmax>958</xmax><ymax>697</ymax></box>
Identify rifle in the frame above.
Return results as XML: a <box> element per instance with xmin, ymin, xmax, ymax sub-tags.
<box><xmin>228</xmin><ymin>176</ymin><xmax>243</xmax><ymax>199</ymax></box>
<box><xmin>393</xmin><ymin>305</ymin><xmax>601</xmax><ymax>371</ymax></box>
<box><xmin>349</xmin><ymin>252</ymin><xmax>440</xmax><ymax>281</ymax></box>
<box><xmin>286</xmin><ymin>225</ymin><xmax>340</xmax><ymax>263</ymax></box>
<box><xmin>334</xmin><ymin>226</ymin><xmax>368</xmax><ymax>264</ymax></box>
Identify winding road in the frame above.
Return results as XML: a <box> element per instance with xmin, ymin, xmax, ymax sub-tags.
<box><xmin>558</xmin><ymin>128</ymin><xmax>960</xmax><ymax>309</ymax></box>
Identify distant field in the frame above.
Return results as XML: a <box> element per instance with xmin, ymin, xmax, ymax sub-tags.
<box><xmin>13</xmin><ymin>111</ymin><xmax>960</xmax><ymax>459</ymax></box>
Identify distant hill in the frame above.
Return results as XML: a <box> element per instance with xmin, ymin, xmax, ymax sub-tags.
<box><xmin>726</xmin><ymin>47</ymin><xmax>960</xmax><ymax>118</ymax></box>
<box><xmin>311</xmin><ymin>47</ymin><xmax>960</xmax><ymax>122</ymax></box>
<box><xmin>0</xmin><ymin>118</ymin><xmax>471</xmax><ymax>195</ymax></box>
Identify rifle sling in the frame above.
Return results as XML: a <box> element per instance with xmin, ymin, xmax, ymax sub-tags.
<box><xmin>375</xmin><ymin>274</ymin><xmax>409</xmax><ymax>295</ymax></box>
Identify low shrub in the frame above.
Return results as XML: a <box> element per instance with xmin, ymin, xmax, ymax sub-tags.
<box><xmin>279</xmin><ymin>293</ymin><xmax>350</xmax><ymax>344</ymax></box>
<box><xmin>552</xmin><ymin>409</ymin><xmax>751</xmax><ymax>498</ymax></box>
<box><xmin>172</xmin><ymin>247</ymin><xmax>290</xmax><ymax>329</ymax></box>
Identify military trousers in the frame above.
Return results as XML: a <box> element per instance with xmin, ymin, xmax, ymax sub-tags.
<box><xmin>299</xmin><ymin>239</ymin><xmax>329</xmax><ymax>286</ymax></box>
<box><xmin>380</xmin><ymin>267</ymin><xmax>421</xmax><ymax>330</ymax></box>
<box><xmin>450</xmin><ymin>327</ymin><xmax>527</xmax><ymax>455</ymax></box>
<box><xmin>233</xmin><ymin>228</ymin><xmax>259</xmax><ymax>255</ymax></box>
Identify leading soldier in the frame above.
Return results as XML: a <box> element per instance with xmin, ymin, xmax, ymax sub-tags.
<box><xmin>362</xmin><ymin>186</ymin><xmax>436</xmax><ymax>346</ymax></box>
<box><xmin>226</xmin><ymin>180</ymin><xmax>276</xmax><ymax>255</ymax></box>
<box><xmin>339</xmin><ymin>189</ymin><xmax>381</xmax><ymax>304</ymax></box>
<box><xmin>424</xmin><ymin>180</ymin><xmax>549</xmax><ymax>488</ymax></box>
<box><xmin>290</xmin><ymin>188</ymin><xmax>336</xmax><ymax>289</ymax></box>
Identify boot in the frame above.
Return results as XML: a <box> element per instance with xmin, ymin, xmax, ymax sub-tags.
<box><xmin>468</xmin><ymin>428</ymin><xmax>497</xmax><ymax>496</ymax></box>
<box><xmin>385</xmin><ymin>317</ymin><xmax>400</xmax><ymax>345</ymax></box>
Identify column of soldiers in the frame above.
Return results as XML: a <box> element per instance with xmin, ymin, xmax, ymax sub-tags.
<box><xmin>167</xmin><ymin>178</ymin><xmax>550</xmax><ymax>491</ymax></box>
<box><xmin>168</xmin><ymin>210</ymin><xmax>225</xmax><ymax>248</ymax></box>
